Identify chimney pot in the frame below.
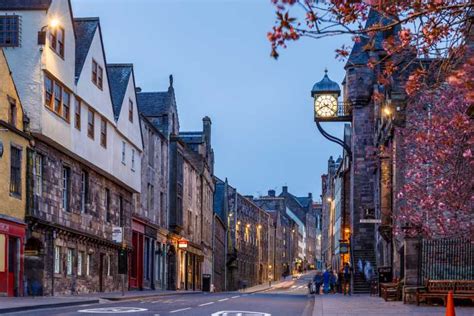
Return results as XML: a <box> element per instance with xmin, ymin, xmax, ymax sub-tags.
<box><xmin>268</xmin><ymin>190</ymin><xmax>276</xmax><ymax>197</ymax></box>
<box><xmin>282</xmin><ymin>186</ymin><xmax>288</xmax><ymax>193</ymax></box>
<box><xmin>135</xmin><ymin>87</ymin><xmax>142</xmax><ymax>93</ymax></box>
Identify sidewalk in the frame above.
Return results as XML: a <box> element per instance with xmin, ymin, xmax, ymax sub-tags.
<box><xmin>237</xmin><ymin>278</ymin><xmax>295</xmax><ymax>294</ymax></box>
<box><xmin>0</xmin><ymin>289</ymin><xmax>202</xmax><ymax>314</ymax></box>
<box><xmin>312</xmin><ymin>294</ymin><xmax>474</xmax><ymax>316</ymax></box>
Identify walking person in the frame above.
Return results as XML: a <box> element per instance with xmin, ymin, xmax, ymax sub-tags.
<box><xmin>322</xmin><ymin>269</ymin><xmax>331</xmax><ymax>294</ymax></box>
<box><xmin>343</xmin><ymin>263</ymin><xmax>352</xmax><ymax>295</ymax></box>
<box><xmin>313</xmin><ymin>272</ymin><xmax>323</xmax><ymax>295</ymax></box>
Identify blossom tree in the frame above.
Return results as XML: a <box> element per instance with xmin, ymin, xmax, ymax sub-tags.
<box><xmin>268</xmin><ymin>0</ymin><xmax>473</xmax><ymax>91</ymax></box>
<box><xmin>397</xmin><ymin>64</ymin><xmax>473</xmax><ymax>238</ymax></box>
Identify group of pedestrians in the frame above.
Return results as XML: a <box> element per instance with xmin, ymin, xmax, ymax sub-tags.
<box><xmin>308</xmin><ymin>263</ymin><xmax>352</xmax><ymax>295</ymax></box>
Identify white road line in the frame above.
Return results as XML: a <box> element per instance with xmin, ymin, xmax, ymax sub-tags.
<box><xmin>291</xmin><ymin>285</ymin><xmax>297</xmax><ymax>288</ymax></box>
<box><xmin>198</xmin><ymin>302</ymin><xmax>215</xmax><ymax>306</ymax></box>
<box><xmin>231</xmin><ymin>295</ymin><xmax>240</xmax><ymax>298</ymax></box>
<box><xmin>218</xmin><ymin>298</ymin><xmax>229</xmax><ymax>302</ymax></box>
<box><xmin>170</xmin><ymin>307</ymin><xmax>191</xmax><ymax>313</ymax></box>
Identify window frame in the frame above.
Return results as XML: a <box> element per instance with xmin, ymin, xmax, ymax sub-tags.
<box><xmin>77</xmin><ymin>251</ymin><xmax>83</xmax><ymax>276</ymax></box>
<box><xmin>128</xmin><ymin>99</ymin><xmax>133</xmax><ymax>122</ymax></box>
<box><xmin>33</xmin><ymin>153</ymin><xmax>43</xmax><ymax>196</ymax></box>
<box><xmin>54</xmin><ymin>246</ymin><xmax>61</xmax><ymax>274</ymax></box>
<box><xmin>105</xmin><ymin>188</ymin><xmax>111</xmax><ymax>223</ymax></box>
<box><xmin>49</xmin><ymin>26</ymin><xmax>65</xmax><ymax>58</ymax></box>
<box><xmin>62</xmin><ymin>165</ymin><xmax>71</xmax><ymax>211</ymax></box>
<box><xmin>121</xmin><ymin>141</ymin><xmax>126</xmax><ymax>164</ymax></box>
<box><xmin>66</xmin><ymin>248</ymin><xmax>73</xmax><ymax>276</ymax></box>
<box><xmin>9</xmin><ymin>145</ymin><xmax>22</xmax><ymax>198</ymax></box>
<box><xmin>44</xmin><ymin>73</ymin><xmax>71</xmax><ymax>122</ymax></box>
<box><xmin>100</xmin><ymin>117</ymin><xmax>107</xmax><ymax>148</ymax></box>
<box><xmin>74</xmin><ymin>97</ymin><xmax>81</xmax><ymax>130</ymax></box>
<box><xmin>131</xmin><ymin>149</ymin><xmax>135</xmax><ymax>171</ymax></box>
<box><xmin>91</xmin><ymin>59</ymin><xmax>103</xmax><ymax>90</ymax></box>
<box><xmin>80</xmin><ymin>170</ymin><xmax>88</xmax><ymax>213</ymax></box>
<box><xmin>0</xmin><ymin>15</ymin><xmax>20</xmax><ymax>47</ymax></box>
<box><xmin>87</xmin><ymin>108</ymin><xmax>95</xmax><ymax>139</ymax></box>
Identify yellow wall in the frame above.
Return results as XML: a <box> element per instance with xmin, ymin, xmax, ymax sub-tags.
<box><xmin>0</xmin><ymin>49</ymin><xmax>29</xmax><ymax>221</ymax></box>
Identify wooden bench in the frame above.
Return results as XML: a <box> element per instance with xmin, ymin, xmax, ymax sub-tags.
<box><xmin>416</xmin><ymin>280</ymin><xmax>474</xmax><ymax>306</ymax></box>
<box><xmin>381</xmin><ymin>282</ymin><xmax>402</xmax><ymax>301</ymax></box>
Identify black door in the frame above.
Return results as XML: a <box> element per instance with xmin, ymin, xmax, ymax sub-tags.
<box><xmin>99</xmin><ymin>253</ymin><xmax>104</xmax><ymax>292</ymax></box>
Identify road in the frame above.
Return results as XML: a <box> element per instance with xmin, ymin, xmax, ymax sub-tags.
<box><xmin>6</xmin><ymin>273</ymin><xmax>315</xmax><ymax>316</ymax></box>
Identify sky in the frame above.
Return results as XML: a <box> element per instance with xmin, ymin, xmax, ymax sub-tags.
<box><xmin>72</xmin><ymin>0</ymin><xmax>349</xmax><ymax>200</ymax></box>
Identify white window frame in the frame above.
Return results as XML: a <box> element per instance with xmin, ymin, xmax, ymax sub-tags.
<box><xmin>86</xmin><ymin>253</ymin><xmax>91</xmax><ymax>276</ymax></box>
<box><xmin>77</xmin><ymin>251</ymin><xmax>83</xmax><ymax>276</ymax></box>
<box><xmin>121</xmin><ymin>141</ymin><xmax>126</xmax><ymax>164</ymax></box>
<box><xmin>131</xmin><ymin>149</ymin><xmax>135</xmax><ymax>171</ymax></box>
<box><xmin>66</xmin><ymin>248</ymin><xmax>73</xmax><ymax>275</ymax></box>
<box><xmin>107</xmin><ymin>254</ymin><xmax>111</xmax><ymax>276</ymax></box>
<box><xmin>33</xmin><ymin>153</ymin><xmax>42</xmax><ymax>196</ymax></box>
<box><xmin>54</xmin><ymin>246</ymin><xmax>61</xmax><ymax>274</ymax></box>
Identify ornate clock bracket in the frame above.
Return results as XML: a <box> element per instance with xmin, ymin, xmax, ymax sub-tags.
<box><xmin>315</xmin><ymin>120</ymin><xmax>352</xmax><ymax>159</ymax></box>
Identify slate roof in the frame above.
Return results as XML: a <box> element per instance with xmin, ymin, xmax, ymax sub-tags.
<box><xmin>74</xmin><ymin>18</ymin><xmax>99</xmax><ymax>82</ymax></box>
<box><xmin>213</xmin><ymin>181</ymin><xmax>226</xmax><ymax>222</ymax></box>
<box><xmin>136</xmin><ymin>91</ymin><xmax>173</xmax><ymax>117</ymax></box>
<box><xmin>107</xmin><ymin>64</ymin><xmax>132</xmax><ymax>121</ymax></box>
<box><xmin>179</xmin><ymin>131</ymin><xmax>204</xmax><ymax>144</ymax></box>
<box><xmin>296</xmin><ymin>197</ymin><xmax>312</xmax><ymax>208</ymax></box>
<box><xmin>346</xmin><ymin>9</ymin><xmax>399</xmax><ymax>67</ymax></box>
<box><xmin>0</xmin><ymin>0</ymin><xmax>51</xmax><ymax>10</ymax></box>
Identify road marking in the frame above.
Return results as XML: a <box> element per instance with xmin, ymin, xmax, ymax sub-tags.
<box><xmin>231</xmin><ymin>295</ymin><xmax>240</xmax><ymax>298</ymax></box>
<box><xmin>170</xmin><ymin>307</ymin><xmax>191</xmax><ymax>313</ymax></box>
<box><xmin>78</xmin><ymin>307</ymin><xmax>148</xmax><ymax>313</ymax></box>
<box><xmin>291</xmin><ymin>285</ymin><xmax>297</xmax><ymax>288</ymax></box>
<box><xmin>218</xmin><ymin>298</ymin><xmax>229</xmax><ymax>301</ymax></box>
<box><xmin>199</xmin><ymin>302</ymin><xmax>215</xmax><ymax>306</ymax></box>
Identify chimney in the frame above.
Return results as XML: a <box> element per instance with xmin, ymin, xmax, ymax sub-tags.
<box><xmin>244</xmin><ymin>195</ymin><xmax>254</xmax><ymax>200</ymax></box>
<box><xmin>282</xmin><ymin>186</ymin><xmax>288</xmax><ymax>193</ymax></box>
<box><xmin>203</xmin><ymin>116</ymin><xmax>212</xmax><ymax>147</ymax></box>
<box><xmin>308</xmin><ymin>193</ymin><xmax>312</xmax><ymax>199</ymax></box>
<box><xmin>135</xmin><ymin>87</ymin><xmax>142</xmax><ymax>93</ymax></box>
<box><xmin>268</xmin><ymin>190</ymin><xmax>276</xmax><ymax>197</ymax></box>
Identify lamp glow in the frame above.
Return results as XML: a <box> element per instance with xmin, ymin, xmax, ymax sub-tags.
<box><xmin>49</xmin><ymin>18</ymin><xmax>60</xmax><ymax>28</ymax></box>
<box><xmin>383</xmin><ymin>106</ymin><xmax>392</xmax><ymax>116</ymax></box>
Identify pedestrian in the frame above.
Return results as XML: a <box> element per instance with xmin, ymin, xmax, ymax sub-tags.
<box><xmin>364</xmin><ymin>260</ymin><xmax>373</xmax><ymax>282</ymax></box>
<box><xmin>343</xmin><ymin>263</ymin><xmax>352</xmax><ymax>295</ymax></box>
<box><xmin>322</xmin><ymin>269</ymin><xmax>331</xmax><ymax>294</ymax></box>
<box><xmin>313</xmin><ymin>273</ymin><xmax>323</xmax><ymax>295</ymax></box>
<box><xmin>357</xmin><ymin>258</ymin><xmax>363</xmax><ymax>274</ymax></box>
<box><xmin>330</xmin><ymin>270</ymin><xmax>338</xmax><ymax>294</ymax></box>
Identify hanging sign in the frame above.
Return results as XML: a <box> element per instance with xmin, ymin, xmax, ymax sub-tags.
<box><xmin>112</xmin><ymin>226</ymin><xmax>123</xmax><ymax>243</ymax></box>
<box><xmin>178</xmin><ymin>240</ymin><xmax>188</xmax><ymax>249</ymax></box>
<box><xmin>360</xmin><ymin>219</ymin><xmax>382</xmax><ymax>224</ymax></box>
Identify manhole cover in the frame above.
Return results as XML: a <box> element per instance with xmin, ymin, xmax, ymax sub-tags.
<box><xmin>78</xmin><ymin>307</ymin><xmax>148</xmax><ymax>313</ymax></box>
<box><xmin>211</xmin><ymin>311</ymin><xmax>271</xmax><ymax>316</ymax></box>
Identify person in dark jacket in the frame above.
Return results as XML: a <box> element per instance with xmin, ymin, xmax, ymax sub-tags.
<box><xmin>322</xmin><ymin>270</ymin><xmax>331</xmax><ymax>294</ymax></box>
<box><xmin>313</xmin><ymin>273</ymin><xmax>323</xmax><ymax>295</ymax></box>
<box><xmin>343</xmin><ymin>263</ymin><xmax>352</xmax><ymax>295</ymax></box>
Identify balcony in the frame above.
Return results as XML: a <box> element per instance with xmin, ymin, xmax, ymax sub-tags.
<box><xmin>316</xmin><ymin>101</ymin><xmax>352</xmax><ymax>122</ymax></box>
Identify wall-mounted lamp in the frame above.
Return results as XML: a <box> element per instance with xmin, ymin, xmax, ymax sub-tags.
<box><xmin>38</xmin><ymin>18</ymin><xmax>60</xmax><ymax>45</ymax></box>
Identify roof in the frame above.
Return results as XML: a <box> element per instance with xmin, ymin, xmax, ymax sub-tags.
<box><xmin>311</xmin><ymin>69</ymin><xmax>341</xmax><ymax>96</ymax></box>
<box><xmin>179</xmin><ymin>131</ymin><xmax>204</xmax><ymax>144</ymax></box>
<box><xmin>136</xmin><ymin>91</ymin><xmax>173</xmax><ymax>117</ymax></box>
<box><xmin>0</xmin><ymin>0</ymin><xmax>51</xmax><ymax>10</ymax></box>
<box><xmin>74</xmin><ymin>18</ymin><xmax>99</xmax><ymax>81</ymax></box>
<box><xmin>107</xmin><ymin>64</ymin><xmax>132</xmax><ymax>121</ymax></box>
<box><xmin>295</xmin><ymin>197</ymin><xmax>312</xmax><ymax>208</ymax></box>
<box><xmin>346</xmin><ymin>9</ymin><xmax>399</xmax><ymax>68</ymax></box>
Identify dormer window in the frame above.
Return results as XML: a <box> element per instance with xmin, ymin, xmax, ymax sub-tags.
<box><xmin>92</xmin><ymin>59</ymin><xmax>103</xmax><ymax>89</ymax></box>
<box><xmin>49</xmin><ymin>27</ymin><xmax>65</xmax><ymax>58</ymax></box>
<box><xmin>0</xmin><ymin>16</ymin><xmax>19</xmax><ymax>47</ymax></box>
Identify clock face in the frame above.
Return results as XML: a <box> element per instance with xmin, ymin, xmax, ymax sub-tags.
<box><xmin>315</xmin><ymin>95</ymin><xmax>338</xmax><ymax>117</ymax></box>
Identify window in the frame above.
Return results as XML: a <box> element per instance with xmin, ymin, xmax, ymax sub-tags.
<box><xmin>49</xmin><ymin>26</ymin><xmax>65</xmax><ymax>57</ymax></box>
<box><xmin>128</xmin><ymin>99</ymin><xmax>133</xmax><ymax>122</ymax></box>
<box><xmin>119</xmin><ymin>195</ymin><xmax>124</xmax><ymax>227</ymax></box>
<box><xmin>62</xmin><ymin>90</ymin><xmax>70</xmax><ymax>121</ymax></box>
<box><xmin>121</xmin><ymin>142</ymin><xmax>126</xmax><ymax>164</ymax></box>
<box><xmin>92</xmin><ymin>60</ymin><xmax>103</xmax><ymax>89</ymax></box>
<box><xmin>33</xmin><ymin>154</ymin><xmax>43</xmax><ymax>196</ymax></box>
<box><xmin>74</xmin><ymin>98</ymin><xmax>81</xmax><ymax>130</ymax></box>
<box><xmin>100</xmin><ymin>118</ymin><xmax>107</xmax><ymax>147</ymax></box>
<box><xmin>45</xmin><ymin>76</ymin><xmax>53</xmax><ymax>107</ymax></box>
<box><xmin>62</xmin><ymin>166</ymin><xmax>71</xmax><ymax>211</ymax></box>
<box><xmin>160</xmin><ymin>141</ymin><xmax>165</xmax><ymax>176</ymax></box>
<box><xmin>8</xmin><ymin>97</ymin><xmax>16</xmax><ymax>127</ymax></box>
<box><xmin>107</xmin><ymin>254</ymin><xmax>111</xmax><ymax>276</ymax></box>
<box><xmin>87</xmin><ymin>108</ymin><xmax>94</xmax><ymax>139</ymax></box>
<box><xmin>9</xmin><ymin>146</ymin><xmax>21</xmax><ymax>197</ymax></box>
<box><xmin>147</xmin><ymin>183</ymin><xmax>154</xmax><ymax>214</ymax></box>
<box><xmin>66</xmin><ymin>248</ymin><xmax>73</xmax><ymax>275</ymax></box>
<box><xmin>105</xmin><ymin>188</ymin><xmax>111</xmax><ymax>222</ymax></box>
<box><xmin>77</xmin><ymin>251</ymin><xmax>83</xmax><ymax>276</ymax></box>
<box><xmin>160</xmin><ymin>192</ymin><xmax>165</xmax><ymax>226</ymax></box>
<box><xmin>44</xmin><ymin>74</ymin><xmax>71</xmax><ymax>121</ymax></box>
<box><xmin>86</xmin><ymin>253</ymin><xmax>91</xmax><ymax>276</ymax></box>
<box><xmin>131</xmin><ymin>149</ymin><xmax>135</xmax><ymax>171</ymax></box>
<box><xmin>54</xmin><ymin>246</ymin><xmax>61</xmax><ymax>274</ymax></box>
<box><xmin>0</xmin><ymin>16</ymin><xmax>19</xmax><ymax>47</ymax></box>
<box><xmin>148</xmin><ymin>130</ymin><xmax>154</xmax><ymax>167</ymax></box>
<box><xmin>80</xmin><ymin>171</ymin><xmax>88</xmax><ymax>213</ymax></box>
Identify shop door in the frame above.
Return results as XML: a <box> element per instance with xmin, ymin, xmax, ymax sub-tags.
<box><xmin>8</xmin><ymin>237</ymin><xmax>19</xmax><ymax>296</ymax></box>
<box><xmin>0</xmin><ymin>234</ymin><xmax>7</xmax><ymax>296</ymax></box>
<box><xmin>99</xmin><ymin>253</ymin><xmax>104</xmax><ymax>292</ymax></box>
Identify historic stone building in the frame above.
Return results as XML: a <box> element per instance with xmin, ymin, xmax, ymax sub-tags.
<box><xmin>212</xmin><ymin>177</ymin><xmax>228</xmax><ymax>292</ymax></box>
<box><xmin>0</xmin><ymin>49</ymin><xmax>31</xmax><ymax>296</ymax></box>
<box><xmin>0</xmin><ymin>1</ymin><xmax>143</xmax><ymax>295</ymax></box>
<box><xmin>253</xmin><ymin>190</ymin><xmax>297</xmax><ymax>280</ymax></box>
<box><xmin>312</xmin><ymin>202</ymin><xmax>323</xmax><ymax>270</ymax></box>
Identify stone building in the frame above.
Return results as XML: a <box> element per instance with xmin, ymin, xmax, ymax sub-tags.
<box><xmin>279</xmin><ymin>186</ymin><xmax>316</xmax><ymax>270</ymax></box>
<box><xmin>312</xmin><ymin>202</ymin><xmax>323</xmax><ymax>270</ymax></box>
<box><xmin>212</xmin><ymin>177</ymin><xmax>228</xmax><ymax>292</ymax></box>
<box><xmin>0</xmin><ymin>1</ymin><xmax>143</xmax><ymax>295</ymax></box>
<box><xmin>0</xmin><ymin>49</ymin><xmax>31</xmax><ymax>296</ymax></box>
<box><xmin>253</xmin><ymin>190</ymin><xmax>297</xmax><ymax>280</ymax></box>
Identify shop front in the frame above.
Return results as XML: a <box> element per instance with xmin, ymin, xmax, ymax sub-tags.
<box><xmin>0</xmin><ymin>217</ymin><xmax>25</xmax><ymax>297</ymax></box>
<box><xmin>177</xmin><ymin>240</ymin><xmax>203</xmax><ymax>291</ymax></box>
<box><xmin>130</xmin><ymin>219</ymin><xmax>144</xmax><ymax>289</ymax></box>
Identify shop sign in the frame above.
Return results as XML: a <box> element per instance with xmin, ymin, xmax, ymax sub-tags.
<box><xmin>178</xmin><ymin>240</ymin><xmax>188</xmax><ymax>249</ymax></box>
<box><xmin>339</xmin><ymin>242</ymin><xmax>349</xmax><ymax>254</ymax></box>
<box><xmin>0</xmin><ymin>223</ymin><xmax>9</xmax><ymax>233</ymax></box>
<box><xmin>360</xmin><ymin>219</ymin><xmax>382</xmax><ymax>224</ymax></box>
<box><xmin>112</xmin><ymin>226</ymin><xmax>123</xmax><ymax>243</ymax></box>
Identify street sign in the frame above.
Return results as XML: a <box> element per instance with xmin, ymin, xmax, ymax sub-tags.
<box><xmin>211</xmin><ymin>312</ymin><xmax>271</xmax><ymax>316</ymax></box>
<box><xmin>360</xmin><ymin>219</ymin><xmax>382</xmax><ymax>224</ymax></box>
<box><xmin>112</xmin><ymin>226</ymin><xmax>123</xmax><ymax>243</ymax></box>
<box><xmin>178</xmin><ymin>240</ymin><xmax>188</xmax><ymax>249</ymax></box>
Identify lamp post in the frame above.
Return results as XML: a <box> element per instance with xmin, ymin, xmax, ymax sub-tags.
<box><xmin>311</xmin><ymin>69</ymin><xmax>352</xmax><ymax>157</ymax></box>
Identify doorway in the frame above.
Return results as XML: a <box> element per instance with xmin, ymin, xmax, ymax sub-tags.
<box><xmin>99</xmin><ymin>253</ymin><xmax>104</xmax><ymax>292</ymax></box>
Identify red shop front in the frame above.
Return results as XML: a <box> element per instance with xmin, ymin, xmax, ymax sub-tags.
<box><xmin>0</xmin><ymin>218</ymin><xmax>25</xmax><ymax>297</ymax></box>
<box><xmin>129</xmin><ymin>218</ymin><xmax>144</xmax><ymax>290</ymax></box>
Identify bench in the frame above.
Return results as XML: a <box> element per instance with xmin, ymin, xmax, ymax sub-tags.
<box><xmin>416</xmin><ymin>280</ymin><xmax>474</xmax><ymax>306</ymax></box>
<box><xmin>381</xmin><ymin>282</ymin><xmax>402</xmax><ymax>301</ymax></box>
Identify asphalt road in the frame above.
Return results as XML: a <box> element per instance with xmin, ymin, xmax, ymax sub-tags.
<box><xmin>6</xmin><ymin>273</ymin><xmax>315</xmax><ymax>316</ymax></box>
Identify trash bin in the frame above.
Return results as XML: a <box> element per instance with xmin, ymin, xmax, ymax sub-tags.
<box><xmin>202</xmin><ymin>274</ymin><xmax>211</xmax><ymax>292</ymax></box>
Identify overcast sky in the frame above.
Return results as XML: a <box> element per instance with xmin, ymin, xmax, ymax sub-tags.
<box><xmin>72</xmin><ymin>0</ymin><xmax>348</xmax><ymax>200</ymax></box>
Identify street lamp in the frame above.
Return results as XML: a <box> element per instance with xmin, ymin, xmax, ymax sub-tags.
<box><xmin>38</xmin><ymin>18</ymin><xmax>60</xmax><ymax>45</ymax></box>
<box><xmin>311</xmin><ymin>69</ymin><xmax>352</xmax><ymax>157</ymax></box>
